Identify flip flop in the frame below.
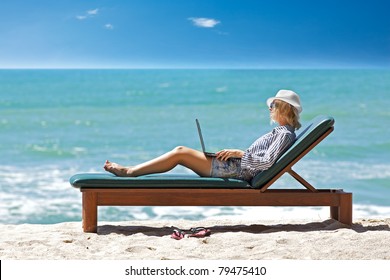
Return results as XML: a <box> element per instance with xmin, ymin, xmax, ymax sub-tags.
<box><xmin>171</xmin><ymin>229</ymin><xmax>186</xmax><ymax>240</ymax></box>
<box><xmin>188</xmin><ymin>227</ymin><xmax>211</xmax><ymax>238</ymax></box>
<box><xmin>170</xmin><ymin>227</ymin><xmax>211</xmax><ymax>240</ymax></box>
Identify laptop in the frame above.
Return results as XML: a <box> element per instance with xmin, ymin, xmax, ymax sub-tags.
<box><xmin>196</xmin><ymin>119</ymin><xmax>217</xmax><ymax>157</ymax></box>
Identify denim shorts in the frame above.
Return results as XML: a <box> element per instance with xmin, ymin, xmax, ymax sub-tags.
<box><xmin>210</xmin><ymin>158</ymin><xmax>242</xmax><ymax>179</ymax></box>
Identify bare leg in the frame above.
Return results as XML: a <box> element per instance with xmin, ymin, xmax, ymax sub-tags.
<box><xmin>104</xmin><ymin>146</ymin><xmax>213</xmax><ymax>177</ymax></box>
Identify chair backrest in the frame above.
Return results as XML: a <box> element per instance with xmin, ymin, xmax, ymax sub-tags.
<box><xmin>250</xmin><ymin>115</ymin><xmax>335</xmax><ymax>188</ymax></box>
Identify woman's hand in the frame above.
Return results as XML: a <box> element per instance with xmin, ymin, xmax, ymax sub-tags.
<box><xmin>215</xmin><ymin>149</ymin><xmax>244</xmax><ymax>161</ymax></box>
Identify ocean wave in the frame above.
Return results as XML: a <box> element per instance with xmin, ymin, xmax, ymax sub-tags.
<box><xmin>147</xmin><ymin>204</ymin><xmax>390</xmax><ymax>221</ymax></box>
<box><xmin>25</xmin><ymin>144</ymin><xmax>88</xmax><ymax>158</ymax></box>
<box><xmin>0</xmin><ymin>165</ymin><xmax>82</xmax><ymax>224</ymax></box>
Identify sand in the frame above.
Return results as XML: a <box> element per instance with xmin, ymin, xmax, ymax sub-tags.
<box><xmin>1</xmin><ymin>218</ymin><xmax>390</xmax><ymax>260</ymax></box>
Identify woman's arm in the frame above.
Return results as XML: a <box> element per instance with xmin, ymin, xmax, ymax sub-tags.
<box><xmin>215</xmin><ymin>149</ymin><xmax>244</xmax><ymax>161</ymax></box>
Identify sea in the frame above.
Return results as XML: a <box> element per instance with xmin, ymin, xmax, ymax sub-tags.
<box><xmin>1</xmin><ymin>69</ymin><xmax>389</xmax><ymax>225</ymax></box>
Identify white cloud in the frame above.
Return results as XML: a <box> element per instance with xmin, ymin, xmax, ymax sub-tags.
<box><xmin>87</xmin><ymin>9</ymin><xmax>99</xmax><ymax>15</ymax></box>
<box><xmin>188</xmin><ymin>17</ymin><xmax>220</xmax><ymax>28</ymax></box>
<box><xmin>76</xmin><ymin>8</ymin><xmax>99</xmax><ymax>20</ymax></box>
<box><xmin>104</xmin><ymin>24</ymin><xmax>114</xmax><ymax>30</ymax></box>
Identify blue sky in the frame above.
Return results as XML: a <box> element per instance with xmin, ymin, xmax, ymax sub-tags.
<box><xmin>1</xmin><ymin>0</ymin><xmax>389</xmax><ymax>68</ymax></box>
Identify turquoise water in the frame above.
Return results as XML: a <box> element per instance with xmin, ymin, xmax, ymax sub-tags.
<box><xmin>1</xmin><ymin>69</ymin><xmax>389</xmax><ymax>224</ymax></box>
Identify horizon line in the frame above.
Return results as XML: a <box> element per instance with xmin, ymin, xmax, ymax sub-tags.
<box><xmin>1</xmin><ymin>66</ymin><xmax>389</xmax><ymax>70</ymax></box>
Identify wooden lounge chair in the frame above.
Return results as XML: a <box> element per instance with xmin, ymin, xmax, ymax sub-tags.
<box><xmin>70</xmin><ymin>115</ymin><xmax>352</xmax><ymax>233</ymax></box>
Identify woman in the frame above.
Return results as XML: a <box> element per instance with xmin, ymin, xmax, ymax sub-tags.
<box><xmin>104</xmin><ymin>89</ymin><xmax>302</xmax><ymax>182</ymax></box>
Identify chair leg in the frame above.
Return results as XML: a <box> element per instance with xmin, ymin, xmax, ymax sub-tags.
<box><xmin>82</xmin><ymin>192</ymin><xmax>98</xmax><ymax>233</ymax></box>
<box><xmin>338</xmin><ymin>193</ymin><xmax>353</xmax><ymax>225</ymax></box>
<box><xmin>330</xmin><ymin>193</ymin><xmax>353</xmax><ymax>225</ymax></box>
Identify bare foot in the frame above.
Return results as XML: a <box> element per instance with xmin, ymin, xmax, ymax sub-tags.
<box><xmin>104</xmin><ymin>160</ymin><xmax>134</xmax><ymax>177</ymax></box>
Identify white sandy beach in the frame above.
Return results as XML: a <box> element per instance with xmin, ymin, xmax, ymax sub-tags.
<box><xmin>1</xmin><ymin>218</ymin><xmax>389</xmax><ymax>260</ymax></box>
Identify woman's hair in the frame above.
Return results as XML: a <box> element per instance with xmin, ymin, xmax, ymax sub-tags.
<box><xmin>271</xmin><ymin>99</ymin><xmax>301</xmax><ymax>130</ymax></box>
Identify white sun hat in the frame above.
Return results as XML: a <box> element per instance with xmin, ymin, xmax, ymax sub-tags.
<box><xmin>266</xmin><ymin>89</ymin><xmax>302</xmax><ymax>113</ymax></box>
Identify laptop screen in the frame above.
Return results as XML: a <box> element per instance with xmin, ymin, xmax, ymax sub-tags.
<box><xmin>195</xmin><ymin>119</ymin><xmax>206</xmax><ymax>153</ymax></box>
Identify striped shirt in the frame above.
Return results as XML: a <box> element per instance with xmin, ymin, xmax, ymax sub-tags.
<box><xmin>239</xmin><ymin>125</ymin><xmax>296</xmax><ymax>181</ymax></box>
